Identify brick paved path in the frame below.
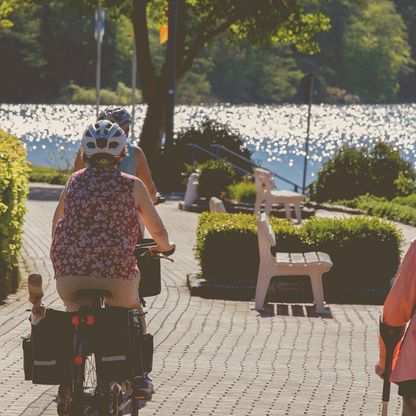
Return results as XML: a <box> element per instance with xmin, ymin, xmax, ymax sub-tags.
<box><xmin>0</xmin><ymin>183</ymin><xmax>404</xmax><ymax>415</ymax></box>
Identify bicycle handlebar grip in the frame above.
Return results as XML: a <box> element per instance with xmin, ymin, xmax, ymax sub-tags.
<box><xmin>161</xmin><ymin>246</ymin><xmax>175</xmax><ymax>257</ymax></box>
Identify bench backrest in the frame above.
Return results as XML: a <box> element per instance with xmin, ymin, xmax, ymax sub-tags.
<box><xmin>253</xmin><ymin>168</ymin><xmax>274</xmax><ymax>192</ymax></box>
<box><xmin>254</xmin><ymin>168</ymin><xmax>275</xmax><ymax>214</ymax></box>
<box><xmin>256</xmin><ymin>213</ymin><xmax>276</xmax><ymax>263</ymax></box>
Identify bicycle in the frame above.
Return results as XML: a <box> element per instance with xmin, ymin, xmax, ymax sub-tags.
<box><xmin>25</xmin><ymin>243</ymin><xmax>174</xmax><ymax>416</ymax></box>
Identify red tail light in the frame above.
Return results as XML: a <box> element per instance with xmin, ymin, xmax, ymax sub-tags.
<box><xmin>86</xmin><ymin>315</ymin><xmax>95</xmax><ymax>325</ymax></box>
<box><xmin>74</xmin><ymin>356</ymin><xmax>83</xmax><ymax>366</ymax></box>
<box><xmin>71</xmin><ymin>316</ymin><xmax>80</xmax><ymax>326</ymax></box>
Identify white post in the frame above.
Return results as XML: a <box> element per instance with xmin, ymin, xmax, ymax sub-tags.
<box><xmin>95</xmin><ymin>8</ymin><xmax>105</xmax><ymax>118</ymax></box>
<box><xmin>131</xmin><ymin>35</ymin><xmax>137</xmax><ymax>141</ymax></box>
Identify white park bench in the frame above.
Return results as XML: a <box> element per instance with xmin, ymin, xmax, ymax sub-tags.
<box><xmin>255</xmin><ymin>212</ymin><xmax>333</xmax><ymax>313</ymax></box>
<box><xmin>254</xmin><ymin>167</ymin><xmax>305</xmax><ymax>224</ymax></box>
<box><xmin>209</xmin><ymin>197</ymin><xmax>227</xmax><ymax>213</ymax></box>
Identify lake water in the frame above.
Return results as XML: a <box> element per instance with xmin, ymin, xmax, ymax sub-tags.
<box><xmin>1</xmin><ymin>103</ymin><xmax>416</xmax><ymax>190</ymax></box>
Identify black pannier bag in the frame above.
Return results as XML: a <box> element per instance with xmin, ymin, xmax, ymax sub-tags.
<box><xmin>93</xmin><ymin>307</ymin><xmax>135</xmax><ymax>382</ymax></box>
<box><xmin>142</xmin><ymin>334</ymin><xmax>154</xmax><ymax>374</ymax></box>
<box><xmin>135</xmin><ymin>238</ymin><xmax>161</xmax><ymax>297</ymax></box>
<box><xmin>30</xmin><ymin>309</ymin><xmax>73</xmax><ymax>385</ymax></box>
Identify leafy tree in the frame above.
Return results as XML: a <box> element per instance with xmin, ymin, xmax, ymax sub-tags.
<box><xmin>208</xmin><ymin>38</ymin><xmax>303</xmax><ymax>103</ymax></box>
<box><xmin>393</xmin><ymin>0</ymin><xmax>416</xmax><ymax>101</ymax></box>
<box><xmin>342</xmin><ymin>0</ymin><xmax>412</xmax><ymax>102</ymax></box>
<box><xmin>0</xmin><ymin>0</ymin><xmax>30</xmax><ymax>27</ymax></box>
<box><xmin>65</xmin><ymin>0</ymin><xmax>330</xmax><ymax>162</ymax></box>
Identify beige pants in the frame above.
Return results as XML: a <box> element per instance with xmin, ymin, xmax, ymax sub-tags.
<box><xmin>403</xmin><ymin>397</ymin><xmax>416</xmax><ymax>416</ymax></box>
<box><xmin>56</xmin><ymin>271</ymin><xmax>146</xmax><ymax>333</ymax></box>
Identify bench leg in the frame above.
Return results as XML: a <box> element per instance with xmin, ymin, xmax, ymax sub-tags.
<box><xmin>294</xmin><ymin>204</ymin><xmax>302</xmax><ymax>224</ymax></box>
<box><xmin>309</xmin><ymin>272</ymin><xmax>325</xmax><ymax>314</ymax></box>
<box><xmin>255</xmin><ymin>267</ymin><xmax>272</xmax><ymax>311</ymax></box>
<box><xmin>284</xmin><ymin>203</ymin><xmax>292</xmax><ymax>221</ymax></box>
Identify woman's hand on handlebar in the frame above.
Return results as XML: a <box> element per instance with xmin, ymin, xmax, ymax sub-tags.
<box><xmin>153</xmin><ymin>192</ymin><xmax>165</xmax><ymax>205</ymax></box>
<box><xmin>149</xmin><ymin>242</ymin><xmax>176</xmax><ymax>256</ymax></box>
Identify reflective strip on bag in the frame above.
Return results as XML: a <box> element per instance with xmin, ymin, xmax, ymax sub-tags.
<box><xmin>33</xmin><ymin>360</ymin><xmax>57</xmax><ymax>366</ymax></box>
<box><xmin>101</xmin><ymin>355</ymin><xmax>127</xmax><ymax>362</ymax></box>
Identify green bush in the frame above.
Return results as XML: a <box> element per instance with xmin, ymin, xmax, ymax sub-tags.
<box><xmin>59</xmin><ymin>81</ymin><xmax>142</xmax><ymax>105</ymax></box>
<box><xmin>197</xmin><ymin>159</ymin><xmax>236</xmax><ymax>198</ymax></box>
<box><xmin>29</xmin><ymin>165</ymin><xmax>70</xmax><ymax>185</ymax></box>
<box><xmin>154</xmin><ymin>118</ymin><xmax>252</xmax><ymax>191</ymax></box>
<box><xmin>0</xmin><ymin>129</ymin><xmax>29</xmax><ymax>300</ymax></box>
<box><xmin>311</xmin><ymin>142</ymin><xmax>415</xmax><ymax>202</ymax></box>
<box><xmin>196</xmin><ymin>212</ymin><xmax>402</xmax><ymax>297</ymax></box>
<box><xmin>228</xmin><ymin>179</ymin><xmax>257</xmax><ymax>203</ymax></box>
<box><xmin>393</xmin><ymin>193</ymin><xmax>416</xmax><ymax>209</ymax></box>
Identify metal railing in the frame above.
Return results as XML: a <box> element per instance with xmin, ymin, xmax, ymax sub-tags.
<box><xmin>186</xmin><ymin>143</ymin><xmax>252</xmax><ymax>176</ymax></box>
<box><xmin>208</xmin><ymin>144</ymin><xmax>302</xmax><ymax>192</ymax></box>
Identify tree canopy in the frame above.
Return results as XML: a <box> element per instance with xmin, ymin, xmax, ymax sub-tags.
<box><xmin>0</xmin><ymin>0</ymin><xmax>415</xmax><ymax>106</ymax></box>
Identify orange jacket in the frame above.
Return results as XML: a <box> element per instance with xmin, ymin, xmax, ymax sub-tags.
<box><xmin>380</xmin><ymin>239</ymin><xmax>416</xmax><ymax>383</ymax></box>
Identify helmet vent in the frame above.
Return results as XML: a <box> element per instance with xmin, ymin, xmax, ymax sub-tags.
<box><xmin>109</xmin><ymin>142</ymin><xmax>118</xmax><ymax>149</ymax></box>
<box><xmin>86</xmin><ymin>142</ymin><xmax>96</xmax><ymax>149</ymax></box>
<box><xmin>96</xmin><ymin>138</ymin><xmax>107</xmax><ymax>148</ymax></box>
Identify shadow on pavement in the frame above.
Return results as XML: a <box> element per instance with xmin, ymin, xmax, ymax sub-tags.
<box><xmin>258</xmin><ymin>303</ymin><xmax>333</xmax><ymax>319</ymax></box>
<box><xmin>28</xmin><ymin>186</ymin><xmax>63</xmax><ymax>201</ymax></box>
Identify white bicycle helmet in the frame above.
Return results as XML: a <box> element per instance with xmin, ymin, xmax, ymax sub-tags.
<box><xmin>97</xmin><ymin>107</ymin><xmax>132</xmax><ymax>130</ymax></box>
<box><xmin>81</xmin><ymin>120</ymin><xmax>126</xmax><ymax>157</ymax></box>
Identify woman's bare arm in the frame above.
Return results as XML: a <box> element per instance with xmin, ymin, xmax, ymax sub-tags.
<box><xmin>134</xmin><ymin>147</ymin><xmax>158</xmax><ymax>203</ymax></box>
<box><xmin>73</xmin><ymin>147</ymin><xmax>85</xmax><ymax>172</ymax></box>
<box><xmin>52</xmin><ymin>184</ymin><xmax>67</xmax><ymax>239</ymax></box>
<box><xmin>133</xmin><ymin>179</ymin><xmax>172</xmax><ymax>252</ymax></box>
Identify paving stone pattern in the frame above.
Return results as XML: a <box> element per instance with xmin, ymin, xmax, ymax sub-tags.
<box><xmin>0</xmin><ymin>183</ymin><xmax>404</xmax><ymax>415</ymax></box>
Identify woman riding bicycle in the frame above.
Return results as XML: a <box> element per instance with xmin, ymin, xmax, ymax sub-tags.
<box><xmin>50</xmin><ymin>120</ymin><xmax>175</xmax><ymax>400</ymax></box>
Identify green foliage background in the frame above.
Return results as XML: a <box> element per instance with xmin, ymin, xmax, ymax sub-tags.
<box><xmin>0</xmin><ymin>0</ymin><xmax>414</xmax><ymax>104</ymax></box>
<box><xmin>0</xmin><ymin>129</ymin><xmax>29</xmax><ymax>300</ymax></box>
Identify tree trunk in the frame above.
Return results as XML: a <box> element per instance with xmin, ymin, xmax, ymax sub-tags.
<box><xmin>139</xmin><ymin>78</ymin><xmax>166</xmax><ymax>165</ymax></box>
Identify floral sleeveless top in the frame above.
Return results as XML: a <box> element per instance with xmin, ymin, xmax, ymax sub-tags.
<box><xmin>50</xmin><ymin>166</ymin><xmax>141</xmax><ymax>280</ymax></box>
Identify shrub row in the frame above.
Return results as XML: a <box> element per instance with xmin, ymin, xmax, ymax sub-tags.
<box><xmin>196</xmin><ymin>213</ymin><xmax>402</xmax><ymax>298</ymax></box>
<box><xmin>0</xmin><ymin>129</ymin><xmax>29</xmax><ymax>300</ymax></box>
<box><xmin>335</xmin><ymin>194</ymin><xmax>416</xmax><ymax>226</ymax></box>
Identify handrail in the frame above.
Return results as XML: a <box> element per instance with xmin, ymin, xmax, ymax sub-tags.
<box><xmin>186</xmin><ymin>143</ymin><xmax>251</xmax><ymax>176</ymax></box>
<box><xmin>209</xmin><ymin>144</ymin><xmax>301</xmax><ymax>192</ymax></box>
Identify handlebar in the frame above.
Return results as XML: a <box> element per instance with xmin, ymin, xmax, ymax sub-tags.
<box><xmin>134</xmin><ymin>241</ymin><xmax>175</xmax><ymax>262</ymax></box>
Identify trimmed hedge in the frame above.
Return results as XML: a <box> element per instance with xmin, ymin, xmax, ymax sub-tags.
<box><xmin>0</xmin><ymin>129</ymin><xmax>29</xmax><ymax>300</ymax></box>
<box><xmin>196</xmin><ymin>213</ymin><xmax>402</xmax><ymax>298</ymax></box>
